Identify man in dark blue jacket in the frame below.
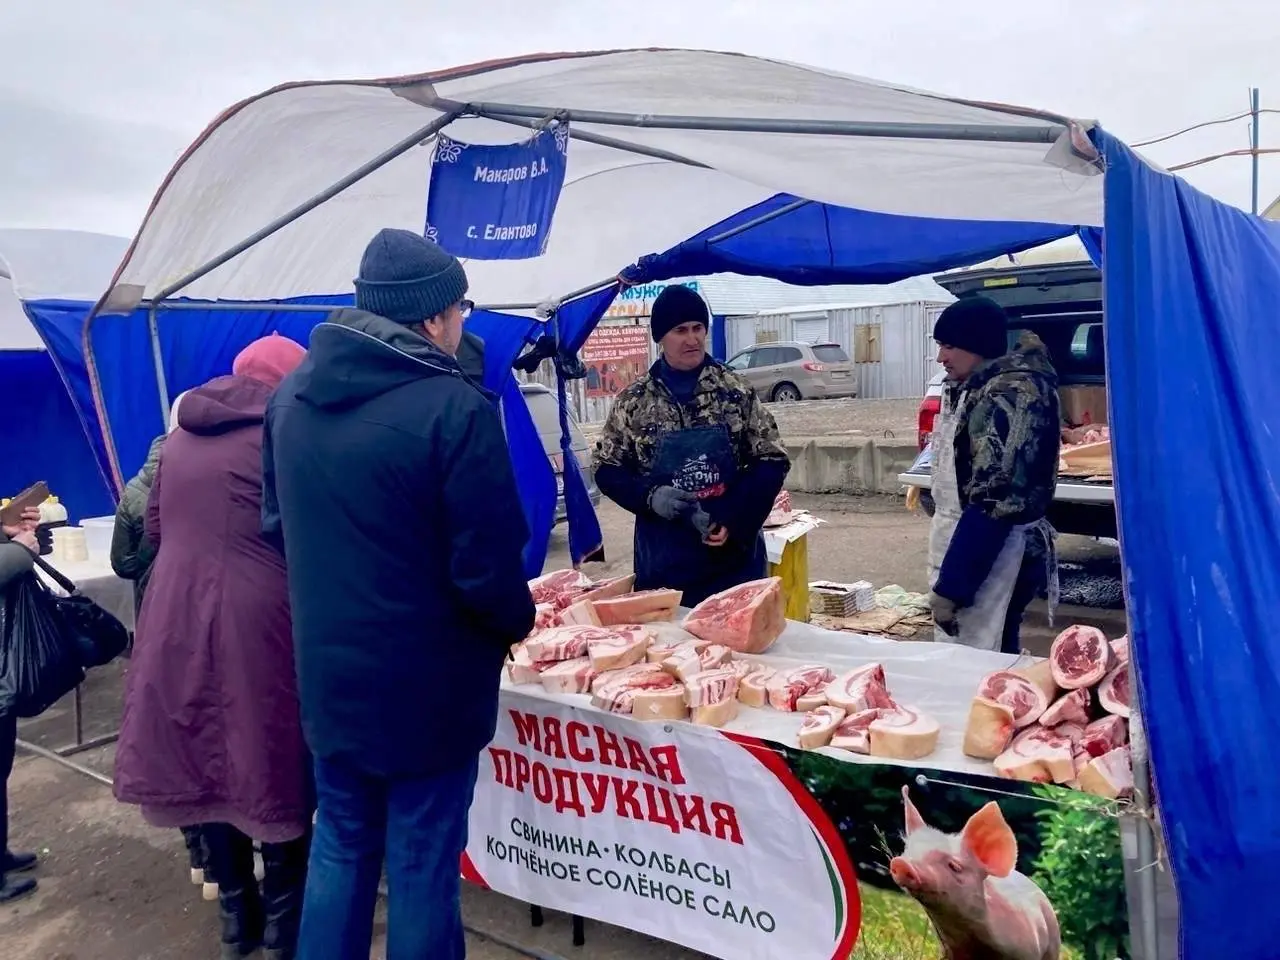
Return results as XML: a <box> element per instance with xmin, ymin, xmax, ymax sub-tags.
<box><xmin>262</xmin><ymin>228</ymin><xmax>535</xmax><ymax>960</ymax></box>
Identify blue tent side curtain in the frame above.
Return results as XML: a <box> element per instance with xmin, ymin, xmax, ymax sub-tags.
<box><xmin>1095</xmin><ymin>126</ymin><xmax>1280</xmax><ymax>959</ymax></box>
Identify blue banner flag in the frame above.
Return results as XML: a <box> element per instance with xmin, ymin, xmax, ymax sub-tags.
<box><xmin>425</xmin><ymin>126</ymin><xmax>569</xmax><ymax>260</ymax></box>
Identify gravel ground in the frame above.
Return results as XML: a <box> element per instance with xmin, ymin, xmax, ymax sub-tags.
<box><xmin>2</xmin><ymin>491</ymin><xmax>1125</xmax><ymax>959</ymax></box>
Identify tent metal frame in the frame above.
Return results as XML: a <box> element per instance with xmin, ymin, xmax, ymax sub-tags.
<box><xmin>73</xmin><ymin>98</ymin><xmax>1162</xmax><ymax>958</ymax></box>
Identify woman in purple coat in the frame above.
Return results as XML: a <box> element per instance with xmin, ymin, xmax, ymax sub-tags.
<box><xmin>115</xmin><ymin>334</ymin><xmax>309</xmax><ymax>960</ymax></box>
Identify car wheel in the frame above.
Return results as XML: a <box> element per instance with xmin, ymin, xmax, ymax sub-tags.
<box><xmin>771</xmin><ymin>382</ymin><xmax>802</xmax><ymax>402</ymax></box>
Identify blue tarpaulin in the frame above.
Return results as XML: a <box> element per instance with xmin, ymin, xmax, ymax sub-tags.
<box><xmin>21</xmin><ymin>122</ymin><xmax>1280</xmax><ymax>955</ymax></box>
<box><xmin>1097</xmin><ymin>129</ymin><xmax>1280</xmax><ymax>959</ymax></box>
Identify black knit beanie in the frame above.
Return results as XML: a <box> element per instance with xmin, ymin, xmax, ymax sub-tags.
<box><xmin>354</xmin><ymin>228</ymin><xmax>469</xmax><ymax>324</ymax></box>
<box><xmin>932</xmin><ymin>296</ymin><xmax>1009</xmax><ymax>359</ymax></box>
<box><xmin>649</xmin><ymin>284</ymin><xmax>710</xmax><ymax>343</ymax></box>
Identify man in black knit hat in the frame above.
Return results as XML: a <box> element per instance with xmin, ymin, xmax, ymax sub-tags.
<box><xmin>592</xmin><ymin>284</ymin><xmax>790</xmax><ymax>606</ymax></box>
<box><xmin>927</xmin><ymin>295</ymin><xmax>1060</xmax><ymax>652</ymax></box>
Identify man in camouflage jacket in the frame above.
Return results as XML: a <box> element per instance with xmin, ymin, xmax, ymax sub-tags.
<box><xmin>592</xmin><ymin>285</ymin><xmax>790</xmax><ymax>606</ymax></box>
<box><xmin>929</xmin><ymin>296</ymin><xmax>1060</xmax><ymax>649</ymax></box>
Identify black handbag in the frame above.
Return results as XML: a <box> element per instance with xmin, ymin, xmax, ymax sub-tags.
<box><xmin>0</xmin><ymin>570</ymin><xmax>85</xmax><ymax>718</ymax></box>
<box><xmin>32</xmin><ymin>556</ymin><xmax>130</xmax><ymax>669</ymax></box>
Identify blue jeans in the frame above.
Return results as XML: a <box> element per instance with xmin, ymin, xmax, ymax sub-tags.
<box><xmin>297</xmin><ymin>756</ymin><xmax>479</xmax><ymax>960</ymax></box>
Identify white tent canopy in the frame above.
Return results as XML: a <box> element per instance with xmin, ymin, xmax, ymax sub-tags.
<box><xmin>104</xmin><ymin>49</ymin><xmax>1103</xmax><ymax>314</ymax></box>
<box><xmin>0</xmin><ymin>229</ymin><xmax>130</xmax><ymax>349</ymax></box>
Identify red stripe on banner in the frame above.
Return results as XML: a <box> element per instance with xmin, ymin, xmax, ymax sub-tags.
<box><xmin>720</xmin><ymin>730</ymin><xmax>862</xmax><ymax>959</ymax></box>
<box><xmin>460</xmin><ymin>851</ymin><xmax>489</xmax><ymax>890</ymax></box>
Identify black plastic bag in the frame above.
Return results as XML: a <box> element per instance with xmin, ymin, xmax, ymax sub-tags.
<box><xmin>33</xmin><ymin>556</ymin><xmax>129</xmax><ymax>668</ymax></box>
<box><xmin>0</xmin><ymin>572</ymin><xmax>85</xmax><ymax>718</ymax></box>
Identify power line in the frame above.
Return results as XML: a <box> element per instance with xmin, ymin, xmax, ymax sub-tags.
<box><xmin>1132</xmin><ymin>108</ymin><xmax>1280</xmax><ymax>148</ymax></box>
<box><xmin>1166</xmin><ymin>147</ymin><xmax>1280</xmax><ymax>173</ymax></box>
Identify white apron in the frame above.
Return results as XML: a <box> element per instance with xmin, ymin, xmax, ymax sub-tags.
<box><xmin>927</xmin><ymin>386</ymin><xmax>1040</xmax><ymax>651</ymax></box>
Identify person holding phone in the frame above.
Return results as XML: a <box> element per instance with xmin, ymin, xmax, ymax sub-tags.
<box><xmin>0</xmin><ymin>501</ymin><xmax>43</xmax><ymax>903</ymax></box>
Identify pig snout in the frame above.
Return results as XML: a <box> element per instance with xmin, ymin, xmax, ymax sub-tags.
<box><xmin>889</xmin><ymin>857</ymin><xmax>919</xmax><ymax>891</ymax></box>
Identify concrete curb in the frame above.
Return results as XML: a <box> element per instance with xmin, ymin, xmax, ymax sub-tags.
<box><xmin>783</xmin><ymin>436</ymin><xmax>919</xmax><ymax>496</ymax></box>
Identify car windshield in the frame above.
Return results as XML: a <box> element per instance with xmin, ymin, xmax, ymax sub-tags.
<box><xmin>523</xmin><ymin>388</ymin><xmax>587</xmax><ymax>449</ymax></box>
<box><xmin>812</xmin><ymin>345</ymin><xmax>849</xmax><ymax>363</ymax></box>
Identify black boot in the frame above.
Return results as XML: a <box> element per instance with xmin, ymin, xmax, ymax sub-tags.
<box><xmin>203</xmin><ymin>824</ymin><xmax>263</xmax><ymax>959</ymax></box>
<box><xmin>261</xmin><ymin>834</ymin><xmax>309</xmax><ymax>960</ymax></box>
<box><xmin>0</xmin><ymin>872</ymin><xmax>36</xmax><ymax>903</ymax></box>
<box><xmin>181</xmin><ymin>825</ymin><xmax>206</xmax><ymax>885</ymax></box>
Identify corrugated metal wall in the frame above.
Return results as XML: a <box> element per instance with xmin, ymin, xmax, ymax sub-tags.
<box><xmin>725</xmin><ymin>301</ymin><xmax>949</xmax><ymax>399</ymax></box>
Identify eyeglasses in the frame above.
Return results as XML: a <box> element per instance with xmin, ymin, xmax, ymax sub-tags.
<box><xmin>459</xmin><ymin>299</ymin><xmax>474</xmax><ymax>320</ymax></box>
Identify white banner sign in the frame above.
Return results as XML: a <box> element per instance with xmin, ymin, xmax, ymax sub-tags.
<box><xmin>466</xmin><ymin>691</ymin><xmax>858</xmax><ymax>960</ymax></box>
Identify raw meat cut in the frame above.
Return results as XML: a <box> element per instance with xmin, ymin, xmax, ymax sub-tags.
<box><xmin>558</xmin><ymin>598</ymin><xmax>602</xmax><ymax>627</ymax></box>
<box><xmin>976</xmin><ymin>671</ymin><xmax>1049</xmax><ymax>728</ymax></box>
<box><xmin>1049</xmin><ymin>625</ymin><xmax>1114</xmax><ymax>689</ymax></box>
<box><xmin>795</xmin><ymin>691</ymin><xmax>829</xmax><ymax>712</ymax></box>
<box><xmin>766</xmin><ymin>665</ymin><xmax>837</xmax><ymax>712</ymax></box>
<box><xmin>737</xmin><ymin>666</ymin><xmax>775</xmax><ymax>707</ymax></box>
<box><xmin>505</xmin><ymin>645</ymin><xmax>546</xmax><ymax>685</ymax></box>
<box><xmin>1039</xmin><ymin>688</ymin><xmax>1092</xmax><ymax>727</ymax></box>
<box><xmin>685</xmin><ymin>668</ymin><xmax>741</xmax><ymax>727</ymax></box>
<box><xmin>539</xmin><ymin>658</ymin><xmax>598</xmax><ymax>695</ymax></box>
<box><xmin>962</xmin><ymin>697</ymin><xmax>1016</xmax><ymax>760</ymax></box>
<box><xmin>524</xmin><ymin>625</ymin><xmax>608</xmax><ymax>664</ymax></box>
<box><xmin>799</xmin><ymin>706</ymin><xmax>847</xmax><ymax>750</ymax></box>
<box><xmin>1080</xmin><ymin>716</ymin><xmax>1128</xmax><ymax>758</ymax></box>
<box><xmin>661</xmin><ymin>643</ymin><xmax>732</xmax><ymax>683</ymax></box>
<box><xmin>683</xmin><ymin>577</ymin><xmax>786</xmax><ymax>654</ymax></box>
<box><xmin>684</xmin><ymin>668</ymin><xmax>740</xmax><ymax>707</ymax></box>
<box><xmin>1050</xmin><ymin>722</ymin><xmax>1086</xmax><ymax>748</ymax></box>
<box><xmin>592</xmin><ymin>667</ymin><xmax>680</xmax><ymax>715</ymax></box>
<box><xmin>825</xmin><ymin>664</ymin><xmax>896</xmax><ymax>713</ymax></box>
<box><xmin>586</xmin><ymin>625</ymin><xmax>652</xmax><ymax>672</ymax></box>
<box><xmin>645</xmin><ymin>624</ymin><xmax>704</xmax><ymax>662</ymax></box>
<box><xmin>594</xmin><ymin>589</ymin><xmax>681</xmax><ymax>626</ymax></box>
<box><xmin>1110</xmin><ymin>635</ymin><xmax>1130</xmax><ymax>666</ymax></box>
<box><xmin>869</xmin><ymin>706</ymin><xmax>940</xmax><ymax>761</ymax></box>
<box><xmin>830</xmin><ymin>708</ymin><xmax>882</xmax><ymax>754</ymax></box>
<box><xmin>590</xmin><ymin>662</ymin><xmax>664</xmax><ymax>695</ymax></box>
<box><xmin>1097</xmin><ymin>663</ymin><xmax>1131</xmax><ymax>718</ymax></box>
<box><xmin>993</xmin><ymin>726</ymin><xmax>1076</xmax><ymax>784</ymax></box>
<box><xmin>529</xmin><ymin>569</ymin><xmax>592</xmax><ymax>607</ymax></box>
<box><xmin>532</xmin><ymin>604</ymin><xmax>558</xmax><ymax>634</ymax></box>
<box><xmin>1078</xmin><ymin>746</ymin><xmax>1134</xmax><ymax>799</ymax></box>
<box><xmin>631</xmin><ymin>683</ymin><xmax>689</xmax><ymax>722</ymax></box>
<box><xmin>578</xmin><ymin>574</ymin><xmax>636</xmax><ymax>605</ymax></box>
<box><xmin>1012</xmin><ymin>659</ymin><xmax>1059</xmax><ymax>701</ymax></box>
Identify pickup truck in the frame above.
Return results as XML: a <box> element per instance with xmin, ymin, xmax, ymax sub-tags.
<box><xmin>899</xmin><ymin>258</ymin><xmax>1117</xmax><ymax>540</ymax></box>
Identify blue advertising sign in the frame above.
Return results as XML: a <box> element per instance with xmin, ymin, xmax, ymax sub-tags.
<box><xmin>425</xmin><ymin>125</ymin><xmax>569</xmax><ymax>261</ymax></box>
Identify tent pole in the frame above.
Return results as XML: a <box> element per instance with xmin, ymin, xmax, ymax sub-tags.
<box><xmin>148</xmin><ymin>305</ymin><xmax>172</xmax><ymax>427</ymax></box>
<box><xmin>703</xmin><ymin>198</ymin><xmax>813</xmax><ymax>244</ymax></box>
<box><xmin>456</xmin><ymin>107</ymin><xmax>712</xmax><ymax>169</ymax></box>
<box><xmin>466</xmin><ymin>102</ymin><xmax>1065</xmax><ymax>144</ymax></box>
<box><xmin>143</xmin><ymin>300</ymin><xmax>340</xmax><ymax>313</ymax></box>
<box><xmin>479</xmin><ymin>277</ymin><xmax>621</xmax><ymax>315</ymax></box>
<box><xmin>151</xmin><ymin>107</ymin><xmax>465</xmax><ymax>304</ymax></box>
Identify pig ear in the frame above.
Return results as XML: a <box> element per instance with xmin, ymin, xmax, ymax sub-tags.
<box><xmin>961</xmin><ymin>802</ymin><xmax>1018</xmax><ymax>878</ymax></box>
<box><xmin>902</xmin><ymin>785</ymin><xmax>925</xmax><ymax>835</ymax></box>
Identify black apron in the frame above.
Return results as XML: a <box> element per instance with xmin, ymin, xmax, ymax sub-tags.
<box><xmin>633</xmin><ymin>423</ymin><xmax>767</xmax><ymax>607</ymax></box>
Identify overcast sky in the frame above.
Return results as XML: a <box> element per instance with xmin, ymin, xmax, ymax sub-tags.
<box><xmin>2</xmin><ymin>0</ymin><xmax>1278</xmax><ymax>237</ymax></box>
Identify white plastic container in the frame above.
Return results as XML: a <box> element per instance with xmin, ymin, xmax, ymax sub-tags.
<box><xmin>55</xmin><ymin>527</ymin><xmax>89</xmax><ymax>563</ymax></box>
<box><xmin>79</xmin><ymin>516</ymin><xmax>116</xmax><ymax>562</ymax></box>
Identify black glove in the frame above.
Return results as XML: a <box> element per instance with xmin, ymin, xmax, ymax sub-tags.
<box><xmin>648</xmin><ymin>486</ymin><xmax>698</xmax><ymax>521</ymax></box>
<box><xmin>929</xmin><ymin>591</ymin><xmax>961</xmax><ymax>637</ymax></box>
<box><xmin>689</xmin><ymin>506</ymin><xmax>716</xmax><ymax>540</ymax></box>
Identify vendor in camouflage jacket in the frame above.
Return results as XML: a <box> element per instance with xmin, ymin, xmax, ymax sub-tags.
<box><xmin>592</xmin><ymin>285</ymin><xmax>791</xmax><ymax>607</ymax></box>
<box><xmin>927</xmin><ymin>296</ymin><xmax>1061</xmax><ymax>651</ymax></box>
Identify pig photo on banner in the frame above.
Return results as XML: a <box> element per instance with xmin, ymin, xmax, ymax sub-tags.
<box><xmin>784</xmin><ymin>749</ymin><xmax>1130</xmax><ymax>960</ymax></box>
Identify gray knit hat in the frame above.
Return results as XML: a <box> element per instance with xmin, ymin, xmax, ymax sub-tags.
<box><xmin>353</xmin><ymin>228</ymin><xmax>469</xmax><ymax>324</ymax></box>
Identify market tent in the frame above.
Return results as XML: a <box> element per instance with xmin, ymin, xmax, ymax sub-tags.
<box><xmin>74</xmin><ymin>50</ymin><xmax>1279</xmax><ymax>956</ymax></box>
<box><xmin>0</xmin><ymin>229</ymin><xmax>123</xmax><ymax>520</ymax></box>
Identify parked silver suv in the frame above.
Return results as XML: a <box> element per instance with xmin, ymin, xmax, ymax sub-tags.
<box><xmin>520</xmin><ymin>382</ymin><xmax>602</xmax><ymax>523</ymax></box>
<box><xmin>724</xmin><ymin>341</ymin><xmax>857</xmax><ymax>402</ymax></box>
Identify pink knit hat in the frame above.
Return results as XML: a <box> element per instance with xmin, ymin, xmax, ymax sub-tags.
<box><xmin>232</xmin><ymin>333</ymin><xmax>306</xmax><ymax>388</ymax></box>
